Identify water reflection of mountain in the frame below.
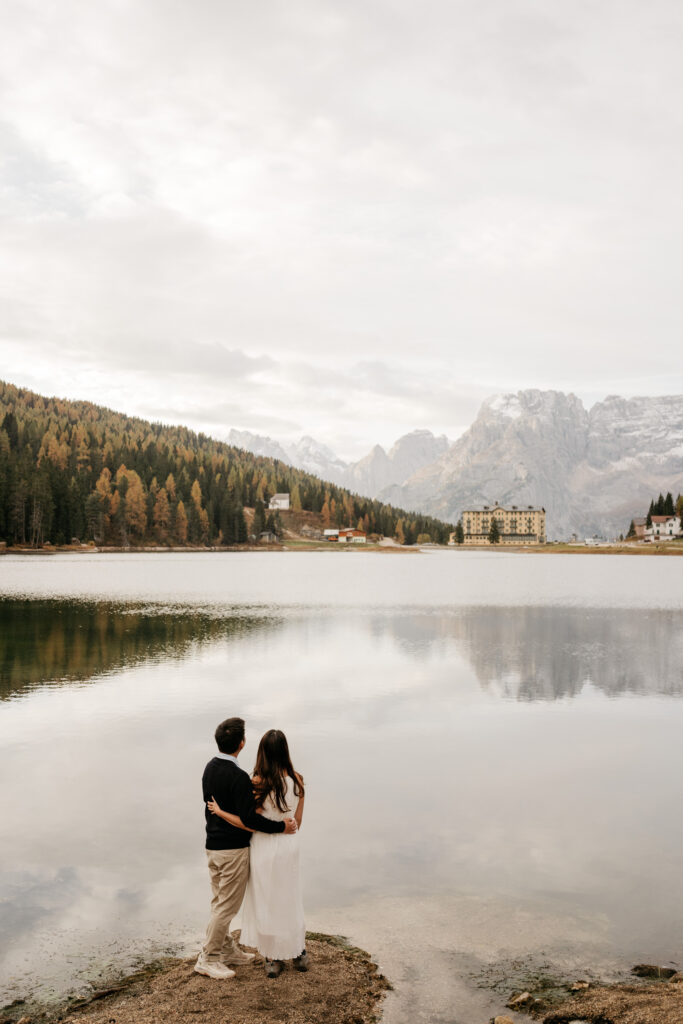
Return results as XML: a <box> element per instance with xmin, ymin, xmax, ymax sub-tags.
<box><xmin>0</xmin><ymin>600</ymin><xmax>276</xmax><ymax>700</ymax></box>
<box><xmin>369</xmin><ymin>608</ymin><xmax>683</xmax><ymax>700</ymax></box>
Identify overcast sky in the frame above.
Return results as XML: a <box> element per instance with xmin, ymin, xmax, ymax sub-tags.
<box><xmin>1</xmin><ymin>0</ymin><xmax>682</xmax><ymax>459</ymax></box>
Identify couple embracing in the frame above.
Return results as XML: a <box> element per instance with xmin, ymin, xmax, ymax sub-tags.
<box><xmin>195</xmin><ymin>717</ymin><xmax>306</xmax><ymax>981</ymax></box>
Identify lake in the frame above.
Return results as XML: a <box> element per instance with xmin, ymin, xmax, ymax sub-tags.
<box><xmin>1</xmin><ymin>550</ymin><xmax>682</xmax><ymax>1023</ymax></box>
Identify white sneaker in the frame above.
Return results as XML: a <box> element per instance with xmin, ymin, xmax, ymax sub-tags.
<box><xmin>194</xmin><ymin>954</ymin><xmax>236</xmax><ymax>979</ymax></box>
<box><xmin>222</xmin><ymin>947</ymin><xmax>256</xmax><ymax>966</ymax></box>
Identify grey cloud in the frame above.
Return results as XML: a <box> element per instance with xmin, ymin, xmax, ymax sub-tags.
<box><xmin>99</xmin><ymin>341</ymin><xmax>274</xmax><ymax>381</ymax></box>
<box><xmin>144</xmin><ymin>401</ymin><xmax>302</xmax><ymax>437</ymax></box>
<box><xmin>2</xmin><ymin>0</ymin><xmax>683</xmax><ymax>452</ymax></box>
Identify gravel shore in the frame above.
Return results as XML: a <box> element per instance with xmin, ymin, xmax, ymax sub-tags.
<box><xmin>0</xmin><ymin>935</ymin><xmax>390</xmax><ymax>1024</ymax></box>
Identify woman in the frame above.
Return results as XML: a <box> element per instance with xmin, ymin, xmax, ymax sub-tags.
<box><xmin>207</xmin><ymin>728</ymin><xmax>306</xmax><ymax>978</ymax></box>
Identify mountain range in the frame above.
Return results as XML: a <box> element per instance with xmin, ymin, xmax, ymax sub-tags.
<box><xmin>227</xmin><ymin>427</ymin><xmax>450</xmax><ymax>499</ymax></box>
<box><xmin>228</xmin><ymin>390</ymin><xmax>683</xmax><ymax>539</ymax></box>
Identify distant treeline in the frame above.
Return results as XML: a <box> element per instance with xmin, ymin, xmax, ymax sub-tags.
<box><xmin>645</xmin><ymin>492</ymin><xmax>682</xmax><ymax>521</ymax></box>
<box><xmin>0</xmin><ymin>380</ymin><xmax>454</xmax><ymax>547</ymax></box>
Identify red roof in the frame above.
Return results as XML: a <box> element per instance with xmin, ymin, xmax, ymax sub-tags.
<box><xmin>651</xmin><ymin>515</ymin><xmax>675</xmax><ymax>522</ymax></box>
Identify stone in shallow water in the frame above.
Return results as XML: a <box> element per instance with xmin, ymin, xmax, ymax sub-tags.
<box><xmin>506</xmin><ymin>990</ymin><xmax>534</xmax><ymax>1010</ymax></box>
<box><xmin>632</xmin><ymin>963</ymin><xmax>677</xmax><ymax>979</ymax></box>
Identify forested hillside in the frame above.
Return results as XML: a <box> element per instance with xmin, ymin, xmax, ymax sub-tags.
<box><xmin>0</xmin><ymin>381</ymin><xmax>454</xmax><ymax>547</ymax></box>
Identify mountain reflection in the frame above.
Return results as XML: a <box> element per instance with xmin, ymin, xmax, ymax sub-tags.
<box><xmin>2</xmin><ymin>600</ymin><xmax>681</xmax><ymax>705</ymax></box>
<box><xmin>0</xmin><ymin>600</ymin><xmax>274</xmax><ymax>700</ymax></box>
<box><xmin>369</xmin><ymin>607</ymin><xmax>683</xmax><ymax>700</ymax></box>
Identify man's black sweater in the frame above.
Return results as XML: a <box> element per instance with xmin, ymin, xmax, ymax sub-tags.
<box><xmin>202</xmin><ymin>756</ymin><xmax>286</xmax><ymax>850</ymax></box>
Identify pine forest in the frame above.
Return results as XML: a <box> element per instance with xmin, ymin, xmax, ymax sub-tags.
<box><xmin>0</xmin><ymin>380</ymin><xmax>454</xmax><ymax>548</ymax></box>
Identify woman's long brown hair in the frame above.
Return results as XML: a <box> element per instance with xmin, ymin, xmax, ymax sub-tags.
<box><xmin>252</xmin><ymin>729</ymin><xmax>304</xmax><ymax>813</ymax></box>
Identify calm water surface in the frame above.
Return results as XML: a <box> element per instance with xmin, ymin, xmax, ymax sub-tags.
<box><xmin>1</xmin><ymin>551</ymin><xmax>682</xmax><ymax>1023</ymax></box>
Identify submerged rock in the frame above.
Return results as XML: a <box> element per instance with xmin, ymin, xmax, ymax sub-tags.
<box><xmin>632</xmin><ymin>963</ymin><xmax>677</xmax><ymax>979</ymax></box>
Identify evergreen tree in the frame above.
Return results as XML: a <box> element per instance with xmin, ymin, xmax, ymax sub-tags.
<box><xmin>252</xmin><ymin>499</ymin><xmax>265</xmax><ymax>539</ymax></box>
<box><xmin>1</xmin><ymin>411</ymin><xmax>19</xmax><ymax>450</ymax></box>
<box><xmin>236</xmin><ymin>504</ymin><xmax>248</xmax><ymax>543</ymax></box>
<box><xmin>113</xmin><ymin>472</ymin><xmax>129</xmax><ymax>547</ymax></box>
<box><xmin>664</xmin><ymin>492</ymin><xmax>675</xmax><ymax>516</ymax></box>
<box><xmin>489</xmin><ymin>517</ymin><xmax>501</xmax><ymax>544</ymax></box>
<box><xmin>626</xmin><ymin>519</ymin><xmax>635</xmax><ymax>538</ymax></box>
<box><xmin>29</xmin><ymin>470</ymin><xmax>53</xmax><ymax>547</ymax></box>
<box><xmin>85</xmin><ymin>491</ymin><xmax>104</xmax><ymax>543</ymax></box>
<box><xmin>454</xmin><ymin>520</ymin><xmax>464</xmax><ymax>545</ymax></box>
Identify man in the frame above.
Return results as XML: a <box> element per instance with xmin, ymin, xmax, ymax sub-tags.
<box><xmin>195</xmin><ymin>716</ymin><xmax>298</xmax><ymax>980</ymax></box>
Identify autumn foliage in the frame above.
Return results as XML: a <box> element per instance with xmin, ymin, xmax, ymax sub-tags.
<box><xmin>0</xmin><ymin>381</ymin><xmax>454</xmax><ymax>547</ymax></box>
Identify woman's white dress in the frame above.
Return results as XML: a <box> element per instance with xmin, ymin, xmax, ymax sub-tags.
<box><xmin>240</xmin><ymin>775</ymin><xmax>305</xmax><ymax>960</ymax></box>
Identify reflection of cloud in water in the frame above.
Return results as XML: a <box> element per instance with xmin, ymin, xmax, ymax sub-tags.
<box><xmin>0</xmin><ymin>868</ymin><xmax>81</xmax><ymax>955</ymax></box>
<box><xmin>317</xmin><ymin>890</ymin><xmax>618</xmax><ymax>1024</ymax></box>
<box><xmin>2</xmin><ymin>600</ymin><xmax>683</xmax><ymax>1008</ymax></box>
<box><xmin>364</xmin><ymin>608</ymin><xmax>683</xmax><ymax>699</ymax></box>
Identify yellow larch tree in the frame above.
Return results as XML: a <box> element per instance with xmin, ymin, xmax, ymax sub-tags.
<box><xmin>153</xmin><ymin>487</ymin><xmax>171</xmax><ymax>542</ymax></box>
<box><xmin>115</xmin><ymin>466</ymin><xmax>147</xmax><ymax>538</ymax></box>
<box><xmin>175</xmin><ymin>501</ymin><xmax>188</xmax><ymax>544</ymax></box>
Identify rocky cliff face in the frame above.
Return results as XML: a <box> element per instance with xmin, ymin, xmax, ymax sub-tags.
<box><xmin>383</xmin><ymin>391</ymin><xmax>683</xmax><ymax>539</ymax></box>
<box><xmin>345</xmin><ymin>430</ymin><xmax>450</xmax><ymax>498</ymax></box>
<box><xmin>288</xmin><ymin>435</ymin><xmax>349</xmax><ymax>484</ymax></box>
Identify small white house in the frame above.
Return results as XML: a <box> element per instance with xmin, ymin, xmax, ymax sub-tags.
<box><xmin>324</xmin><ymin>529</ymin><xmax>339</xmax><ymax>542</ymax></box>
<box><xmin>645</xmin><ymin>515</ymin><xmax>681</xmax><ymax>542</ymax></box>
<box><xmin>339</xmin><ymin>528</ymin><xmax>367</xmax><ymax>544</ymax></box>
<box><xmin>269</xmin><ymin>493</ymin><xmax>290</xmax><ymax>511</ymax></box>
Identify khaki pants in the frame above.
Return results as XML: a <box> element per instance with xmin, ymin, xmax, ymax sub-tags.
<box><xmin>202</xmin><ymin>847</ymin><xmax>250</xmax><ymax>961</ymax></box>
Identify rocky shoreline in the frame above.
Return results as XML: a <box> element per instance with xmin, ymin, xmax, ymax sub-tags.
<box><xmin>0</xmin><ymin>935</ymin><xmax>391</xmax><ymax>1024</ymax></box>
<box><xmin>483</xmin><ymin>963</ymin><xmax>683</xmax><ymax>1024</ymax></box>
<box><xmin>3</xmin><ymin>946</ymin><xmax>682</xmax><ymax>1024</ymax></box>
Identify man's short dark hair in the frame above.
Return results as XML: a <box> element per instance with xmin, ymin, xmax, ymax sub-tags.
<box><xmin>215</xmin><ymin>717</ymin><xmax>245</xmax><ymax>754</ymax></box>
